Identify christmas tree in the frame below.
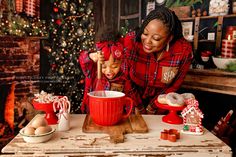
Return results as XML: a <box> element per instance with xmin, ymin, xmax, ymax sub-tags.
<box><xmin>46</xmin><ymin>0</ymin><xmax>95</xmax><ymax>113</ymax></box>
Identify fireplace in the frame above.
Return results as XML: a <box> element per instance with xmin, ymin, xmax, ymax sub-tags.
<box><xmin>0</xmin><ymin>84</ymin><xmax>14</xmax><ymax>136</ymax></box>
<box><xmin>0</xmin><ymin>83</ymin><xmax>14</xmax><ymax>151</ymax></box>
<box><xmin>0</xmin><ymin>36</ymin><xmax>41</xmax><ymax>133</ymax></box>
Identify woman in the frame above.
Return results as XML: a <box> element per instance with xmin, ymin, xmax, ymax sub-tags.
<box><xmin>122</xmin><ymin>6</ymin><xmax>193</xmax><ymax>114</ymax></box>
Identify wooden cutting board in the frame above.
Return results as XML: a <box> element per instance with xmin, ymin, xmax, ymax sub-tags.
<box><xmin>82</xmin><ymin>110</ymin><xmax>148</xmax><ymax>143</ymax></box>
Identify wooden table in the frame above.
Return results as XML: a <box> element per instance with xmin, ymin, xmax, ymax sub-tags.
<box><xmin>1</xmin><ymin>114</ymin><xmax>232</xmax><ymax>157</ymax></box>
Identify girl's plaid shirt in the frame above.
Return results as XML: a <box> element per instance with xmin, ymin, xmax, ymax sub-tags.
<box><xmin>79</xmin><ymin>50</ymin><xmax>142</xmax><ymax>113</ymax></box>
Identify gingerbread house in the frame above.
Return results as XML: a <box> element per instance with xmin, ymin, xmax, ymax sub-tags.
<box><xmin>181</xmin><ymin>99</ymin><xmax>204</xmax><ymax>135</ymax></box>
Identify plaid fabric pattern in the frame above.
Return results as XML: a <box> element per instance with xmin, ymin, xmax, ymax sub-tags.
<box><xmin>122</xmin><ymin>32</ymin><xmax>193</xmax><ymax>113</ymax></box>
<box><xmin>79</xmin><ymin>50</ymin><xmax>142</xmax><ymax>113</ymax></box>
<box><xmin>221</xmin><ymin>40</ymin><xmax>236</xmax><ymax>58</ymax></box>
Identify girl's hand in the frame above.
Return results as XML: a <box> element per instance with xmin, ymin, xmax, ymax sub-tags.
<box><xmin>89</xmin><ymin>52</ymin><xmax>98</xmax><ymax>62</ymax></box>
<box><xmin>97</xmin><ymin>51</ymin><xmax>105</xmax><ymax>64</ymax></box>
<box><xmin>89</xmin><ymin>51</ymin><xmax>105</xmax><ymax>64</ymax></box>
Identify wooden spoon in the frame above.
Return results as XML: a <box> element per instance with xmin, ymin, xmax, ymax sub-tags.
<box><xmin>94</xmin><ymin>51</ymin><xmax>106</xmax><ymax>97</ymax></box>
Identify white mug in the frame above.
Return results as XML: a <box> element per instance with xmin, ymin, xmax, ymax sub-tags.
<box><xmin>58</xmin><ymin>111</ymin><xmax>70</xmax><ymax>131</ymax></box>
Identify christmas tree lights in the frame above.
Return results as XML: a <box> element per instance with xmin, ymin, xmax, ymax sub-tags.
<box><xmin>46</xmin><ymin>0</ymin><xmax>95</xmax><ymax>113</ymax></box>
<box><xmin>0</xmin><ymin>12</ymin><xmax>47</xmax><ymax>37</ymax></box>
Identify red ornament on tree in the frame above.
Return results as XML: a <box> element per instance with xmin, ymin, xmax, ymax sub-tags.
<box><xmin>51</xmin><ymin>64</ymin><xmax>57</xmax><ymax>69</ymax></box>
<box><xmin>80</xmin><ymin>79</ymin><xmax>84</xmax><ymax>84</ymax></box>
<box><xmin>56</xmin><ymin>19</ymin><xmax>62</xmax><ymax>25</ymax></box>
<box><xmin>53</xmin><ymin>7</ymin><xmax>59</xmax><ymax>12</ymax></box>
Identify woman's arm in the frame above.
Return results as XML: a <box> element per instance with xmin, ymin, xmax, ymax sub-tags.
<box><xmin>165</xmin><ymin>41</ymin><xmax>193</xmax><ymax>93</ymax></box>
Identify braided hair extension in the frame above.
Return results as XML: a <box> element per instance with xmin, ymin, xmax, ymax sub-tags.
<box><xmin>136</xmin><ymin>6</ymin><xmax>183</xmax><ymax>44</ymax></box>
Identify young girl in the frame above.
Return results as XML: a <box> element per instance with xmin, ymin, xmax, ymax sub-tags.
<box><xmin>79</xmin><ymin>31</ymin><xmax>142</xmax><ymax>113</ymax></box>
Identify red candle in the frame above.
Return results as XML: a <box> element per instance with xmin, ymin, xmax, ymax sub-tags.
<box><xmin>221</xmin><ymin>35</ymin><xmax>236</xmax><ymax>58</ymax></box>
<box><xmin>24</xmin><ymin>0</ymin><xmax>37</xmax><ymax>17</ymax></box>
<box><xmin>15</xmin><ymin>0</ymin><xmax>23</xmax><ymax>13</ymax></box>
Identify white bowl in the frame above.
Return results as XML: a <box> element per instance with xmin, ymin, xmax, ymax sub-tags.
<box><xmin>201</xmin><ymin>56</ymin><xmax>210</xmax><ymax>62</ymax></box>
<box><xmin>212</xmin><ymin>56</ymin><xmax>236</xmax><ymax>69</ymax></box>
<box><xmin>20</xmin><ymin>127</ymin><xmax>55</xmax><ymax>143</ymax></box>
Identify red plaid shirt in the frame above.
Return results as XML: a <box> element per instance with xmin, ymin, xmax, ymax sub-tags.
<box><xmin>79</xmin><ymin>50</ymin><xmax>142</xmax><ymax>113</ymax></box>
<box><xmin>122</xmin><ymin>32</ymin><xmax>193</xmax><ymax>113</ymax></box>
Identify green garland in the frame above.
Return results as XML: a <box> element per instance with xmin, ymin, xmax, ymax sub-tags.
<box><xmin>0</xmin><ymin>12</ymin><xmax>48</xmax><ymax>37</ymax></box>
<box><xmin>0</xmin><ymin>0</ymin><xmax>47</xmax><ymax>37</ymax></box>
<box><xmin>165</xmin><ymin>0</ymin><xmax>202</xmax><ymax>8</ymax></box>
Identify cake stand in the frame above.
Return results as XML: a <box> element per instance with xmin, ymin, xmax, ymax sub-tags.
<box><xmin>155</xmin><ymin>100</ymin><xmax>185</xmax><ymax>124</ymax></box>
<box><xmin>32</xmin><ymin>98</ymin><xmax>58</xmax><ymax>124</ymax></box>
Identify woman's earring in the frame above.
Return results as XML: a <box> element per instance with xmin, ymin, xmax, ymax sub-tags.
<box><xmin>166</xmin><ymin>43</ymin><xmax>169</xmax><ymax>51</ymax></box>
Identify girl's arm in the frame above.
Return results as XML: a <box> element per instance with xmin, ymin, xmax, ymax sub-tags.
<box><xmin>79</xmin><ymin>51</ymin><xmax>97</xmax><ymax>77</ymax></box>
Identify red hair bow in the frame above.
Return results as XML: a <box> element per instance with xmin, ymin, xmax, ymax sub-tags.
<box><xmin>96</xmin><ymin>41</ymin><xmax>124</xmax><ymax>61</ymax></box>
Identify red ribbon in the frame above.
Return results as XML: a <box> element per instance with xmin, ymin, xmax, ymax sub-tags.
<box><xmin>96</xmin><ymin>41</ymin><xmax>124</xmax><ymax>60</ymax></box>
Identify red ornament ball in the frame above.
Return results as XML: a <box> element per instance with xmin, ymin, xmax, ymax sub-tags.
<box><xmin>56</xmin><ymin>19</ymin><xmax>62</xmax><ymax>25</ymax></box>
<box><xmin>80</xmin><ymin>79</ymin><xmax>84</xmax><ymax>84</ymax></box>
<box><xmin>51</xmin><ymin>64</ymin><xmax>57</xmax><ymax>69</ymax></box>
<box><xmin>53</xmin><ymin>7</ymin><xmax>59</xmax><ymax>12</ymax></box>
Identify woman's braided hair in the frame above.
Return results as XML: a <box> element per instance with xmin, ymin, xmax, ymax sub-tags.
<box><xmin>136</xmin><ymin>6</ymin><xmax>183</xmax><ymax>43</ymax></box>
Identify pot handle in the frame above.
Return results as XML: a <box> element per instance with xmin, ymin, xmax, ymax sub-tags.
<box><xmin>122</xmin><ymin>97</ymin><xmax>133</xmax><ymax>120</ymax></box>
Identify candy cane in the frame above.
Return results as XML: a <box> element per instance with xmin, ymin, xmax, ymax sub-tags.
<box><xmin>60</xmin><ymin>96</ymin><xmax>70</xmax><ymax>113</ymax></box>
<box><xmin>53</xmin><ymin>96</ymin><xmax>70</xmax><ymax>123</ymax></box>
<box><xmin>57</xmin><ymin>109</ymin><xmax>68</xmax><ymax>120</ymax></box>
<box><xmin>53</xmin><ymin>96</ymin><xmax>60</xmax><ymax>112</ymax></box>
<box><xmin>212</xmin><ymin>110</ymin><xmax>233</xmax><ymax>136</ymax></box>
<box><xmin>53</xmin><ymin>96</ymin><xmax>70</xmax><ymax>113</ymax></box>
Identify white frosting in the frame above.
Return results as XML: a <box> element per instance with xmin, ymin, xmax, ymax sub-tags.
<box><xmin>166</xmin><ymin>92</ymin><xmax>184</xmax><ymax>107</ymax></box>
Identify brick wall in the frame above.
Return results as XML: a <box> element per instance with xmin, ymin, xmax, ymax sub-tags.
<box><xmin>0</xmin><ymin>36</ymin><xmax>41</xmax><ymax>128</ymax></box>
